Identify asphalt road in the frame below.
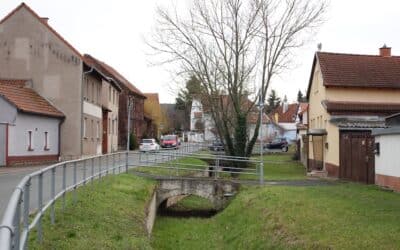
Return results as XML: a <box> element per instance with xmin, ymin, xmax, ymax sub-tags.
<box><xmin>0</xmin><ymin>143</ymin><xmax>202</xmax><ymax>219</ymax></box>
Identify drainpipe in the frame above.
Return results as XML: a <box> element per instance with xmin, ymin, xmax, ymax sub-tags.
<box><xmin>81</xmin><ymin>66</ymin><xmax>94</xmax><ymax>157</ymax></box>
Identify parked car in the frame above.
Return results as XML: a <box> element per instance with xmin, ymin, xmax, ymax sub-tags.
<box><xmin>139</xmin><ymin>139</ymin><xmax>160</xmax><ymax>152</ymax></box>
<box><xmin>265</xmin><ymin>137</ymin><xmax>288</xmax><ymax>152</ymax></box>
<box><xmin>160</xmin><ymin>135</ymin><xmax>180</xmax><ymax>149</ymax></box>
<box><xmin>209</xmin><ymin>140</ymin><xmax>224</xmax><ymax>151</ymax></box>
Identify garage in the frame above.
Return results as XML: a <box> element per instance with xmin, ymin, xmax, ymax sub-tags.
<box><xmin>339</xmin><ymin>130</ymin><xmax>375</xmax><ymax>184</ymax></box>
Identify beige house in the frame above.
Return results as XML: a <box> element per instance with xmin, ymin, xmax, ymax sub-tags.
<box><xmin>306</xmin><ymin>46</ymin><xmax>400</xmax><ymax>183</ymax></box>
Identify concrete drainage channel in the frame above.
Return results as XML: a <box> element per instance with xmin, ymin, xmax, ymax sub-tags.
<box><xmin>144</xmin><ymin>178</ymin><xmax>240</xmax><ymax>235</ymax></box>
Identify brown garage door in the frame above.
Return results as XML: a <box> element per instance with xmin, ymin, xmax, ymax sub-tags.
<box><xmin>339</xmin><ymin>131</ymin><xmax>375</xmax><ymax>184</ymax></box>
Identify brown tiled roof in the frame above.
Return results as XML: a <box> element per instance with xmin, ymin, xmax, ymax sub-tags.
<box><xmin>0</xmin><ymin>3</ymin><xmax>82</xmax><ymax>59</ymax></box>
<box><xmin>247</xmin><ymin>112</ymin><xmax>269</xmax><ymax>124</ymax></box>
<box><xmin>194</xmin><ymin>112</ymin><xmax>203</xmax><ymax>119</ymax></box>
<box><xmin>270</xmin><ymin>103</ymin><xmax>299</xmax><ymax>123</ymax></box>
<box><xmin>298</xmin><ymin>103</ymin><xmax>309</xmax><ymax>115</ymax></box>
<box><xmin>322</xmin><ymin>100</ymin><xmax>400</xmax><ymax>116</ymax></box>
<box><xmin>0</xmin><ymin>80</ymin><xmax>64</xmax><ymax>118</ymax></box>
<box><xmin>84</xmin><ymin>54</ymin><xmax>146</xmax><ymax>98</ymax></box>
<box><xmin>318</xmin><ymin>52</ymin><xmax>400</xmax><ymax>88</ymax></box>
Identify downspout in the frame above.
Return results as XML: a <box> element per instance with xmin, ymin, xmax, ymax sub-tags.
<box><xmin>58</xmin><ymin>118</ymin><xmax>65</xmax><ymax>161</ymax></box>
<box><xmin>81</xmin><ymin>66</ymin><xmax>94</xmax><ymax>156</ymax></box>
<box><xmin>5</xmin><ymin>124</ymin><xmax>8</xmax><ymax>166</ymax></box>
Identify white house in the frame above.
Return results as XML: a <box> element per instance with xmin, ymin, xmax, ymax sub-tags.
<box><xmin>0</xmin><ymin>79</ymin><xmax>64</xmax><ymax>166</ymax></box>
<box><xmin>268</xmin><ymin>102</ymin><xmax>299</xmax><ymax>143</ymax></box>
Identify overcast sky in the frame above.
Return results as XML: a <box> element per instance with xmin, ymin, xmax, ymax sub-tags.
<box><xmin>1</xmin><ymin>1</ymin><xmax>399</xmax><ymax>103</ymax></box>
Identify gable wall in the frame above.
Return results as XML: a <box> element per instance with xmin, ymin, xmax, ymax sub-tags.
<box><xmin>0</xmin><ymin>7</ymin><xmax>83</xmax><ymax>158</ymax></box>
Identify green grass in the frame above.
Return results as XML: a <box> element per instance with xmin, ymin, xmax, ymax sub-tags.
<box><xmin>168</xmin><ymin>195</ymin><xmax>215</xmax><ymax>211</ymax></box>
<box><xmin>133</xmin><ymin>156</ymin><xmax>209</xmax><ymax>177</ymax></box>
<box><xmin>29</xmin><ymin>174</ymin><xmax>156</xmax><ymax>249</ymax></box>
<box><xmin>152</xmin><ymin>183</ymin><xmax>400</xmax><ymax>249</ymax></box>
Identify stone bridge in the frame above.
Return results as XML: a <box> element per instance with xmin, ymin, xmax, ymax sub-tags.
<box><xmin>156</xmin><ymin>178</ymin><xmax>240</xmax><ymax>210</ymax></box>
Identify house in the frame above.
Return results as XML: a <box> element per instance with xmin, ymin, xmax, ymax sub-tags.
<box><xmin>296</xmin><ymin>103</ymin><xmax>309</xmax><ymax>166</ymax></box>
<box><xmin>83</xmin><ymin>55</ymin><xmax>122</xmax><ymax>154</ymax></box>
<box><xmin>306</xmin><ymin>46</ymin><xmax>400</xmax><ymax>183</ymax></box>
<box><xmin>190</xmin><ymin>96</ymin><xmax>269</xmax><ymax>143</ymax></box>
<box><xmin>82</xmin><ymin>54</ymin><xmax>146</xmax><ymax>150</ymax></box>
<box><xmin>268</xmin><ymin>102</ymin><xmax>299</xmax><ymax>142</ymax></box>
<box><xmin>0</xmin><ymin>79</ymin><xmax>64</xmax><ymax>166</ymax></box>
<box><xmin>144</xmin><ymin>93</ymin><xmax>162</xmax><ymax>138</ymax></box>
<box><xmin>372</xmin><ymin>113</ymin><xmax>400</xmax><ymax>191</ymax></box>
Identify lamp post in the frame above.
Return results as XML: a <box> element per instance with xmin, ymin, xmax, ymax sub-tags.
<box><xmin>257</xmin><ymin>96</ymin><xmax>265</xmax><ymax>185</ymax></box>
<box><xmin>127</xmin><ymin>95</ymin><xmax>134</xmax><ymax>151</ymax></box>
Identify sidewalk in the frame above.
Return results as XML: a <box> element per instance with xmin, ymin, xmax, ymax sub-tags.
<box><xmin>0</xmin><ymin>164</ymin><xmax>49</xmax><ymax>176</ymax></box>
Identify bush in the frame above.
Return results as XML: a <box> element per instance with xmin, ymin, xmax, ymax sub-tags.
<box><xmin>129</xmin><ymin>133</ymin><xmax>138</xmax><ymax>150</ymax></box>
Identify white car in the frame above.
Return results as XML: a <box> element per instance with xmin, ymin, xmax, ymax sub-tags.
<box><xmin>139</xmin><ymin>139</ymin><xmax>160</xmax><ymax>152</ymax></box>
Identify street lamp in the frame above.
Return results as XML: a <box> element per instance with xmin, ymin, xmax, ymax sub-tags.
<box><xmin>127</xmin><ymin>95</ymin><xmax>134</xmax><ymax>151</ymax></box>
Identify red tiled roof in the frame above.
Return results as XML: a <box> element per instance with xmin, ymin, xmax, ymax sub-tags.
<box><xmin>84</xmin><ymin>54</ymin><xmax>146</xmax><ymax>98</ymax></box>
<box><xmin>322</xmin><ymin>100</ymin><xmax>400</xmax><ymax>116</ymax></box>
<box><xmin>0</xmin><ymin>3</ymin><xmax>82</xmax><ymax>60</ymax></box>
<box><xmin>318</xmin><ymin>52</ymin><xmax>400</xmax><ymax>89</ymax></box>
<box><xmin>247</xmin><ymin>112</ymin><xmax>269</xmax><ymax>124</ymax></box>
<box><xmin>0</xmin><ymin>79</ymin><xmax>64</xmax><ymax>118</ymax></box>
<box><xmin>270</xmin><ymin>103</ymin><xmax>299</xmax><ymax>123</ymax></box>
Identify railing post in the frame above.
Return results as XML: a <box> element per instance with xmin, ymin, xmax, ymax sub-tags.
<box><xmin>106</xmin><ymin>154</ymin><xmax>109</xmax><ymax>176</ymax></box>
<box><xmin>13</xmin><ymin>193</ymin><xmax>22</xmax><ymax>249</ymax></box>
<box><xmin>215</xmin><ymin>158</ymin><xmax>220</xmax><ymax>180</ymax></box>
<box><xmin>119</xmin><ymin>153</ymin><xmax>122</xmax><ymax>173</ymax></box>
<box><xmin>125</xmin><ymin>151</ymin><xmax>129</xmax><ymax>173</ymax></box>
<box><xmin>73</xmin><ymin>162</ymin><xmax>77</xmax><ymax>204</ymax></box>
<box><xmin>37</xmin><ymin>173</ymin><xmax>43</xmax><ymax>243</ymax></box>
<box><xmin>113</xmin><ymin>154</ymin><xmax>116</xmax><ymax>175</ymax></box>
<box><xmin>83</xmin><ymin>159</ymin><xmax>87</xmax><ymax>186</ymax></box>
<box><xmin>91</xmin><ymin>158</ymin><xmax>94</xmax><ymax>184</ymax></box>
<box><xmin>62</xmin><ymin>164</ymin><xmax>66</xmax><ymax>211</ymax></box>
<box><xmin>50</xmin><ymin>168</ymin><xmax>56</xmax><ymax>225</ymax></box>
<box><xmin>259</xmin><ymin>162</ymin><xmax>264</xmax><ymax>185</ymax></box>
<box><xmin>23</xmin><ymin>178</ymin><xmax>31</xmax><ymax>249</ymax></box>
<box><xmin>99</xmin><ymin>156</ymin><xmax>102</xmax><ymax>180</ymax></box>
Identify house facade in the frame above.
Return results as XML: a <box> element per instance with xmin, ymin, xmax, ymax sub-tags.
<box><xmin>306</xmin><ymin>46</ymin><xmax>400</xmax><ymax>183</ymax></box>
<box><xmin>0</xmin><ymin>3</ymin><xmax>83</xmax><ymax>159</ymax></box>
<box><xmin>269</xmin><ymin>102</ymin><xmax>299</xmax><ymax>142</ymax></box>
<box><xmin>0</xmin><ymin>79</ymin><xmax>64</xmax><ymax>166</ymax></box>
<box><xmin>82</xmin><ymin>54</ymin><xmax>146</xmax><ymax>150</ymax></box>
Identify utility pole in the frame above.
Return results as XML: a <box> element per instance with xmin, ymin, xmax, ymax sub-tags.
<box><xmin>257</xmin><ymin>95</ymin><xmax>265</xmax><ymax>185</ymax></box>
<box><xmin>127</xmin><ymin>96</ymin><xmax>134</xmax><ymax>151</ymax></box>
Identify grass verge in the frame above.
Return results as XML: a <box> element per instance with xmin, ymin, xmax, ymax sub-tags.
<box><xmin>152</xmin><ymin>183</ymin><xmax>400</xmax><ymax>249</ymax></box>
<box><xmin>29</xmin><ymin>174</ymin><xmax>156</xmax><ymax>250</ymax></box>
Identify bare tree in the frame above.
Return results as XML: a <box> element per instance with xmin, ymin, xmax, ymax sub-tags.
<box><xmin>149</xmin><ymin>0</ymin><xmax>326</xmax><ymax>157</ymax></box>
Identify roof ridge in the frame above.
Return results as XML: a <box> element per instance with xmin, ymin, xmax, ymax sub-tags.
<box><xmin>317</xmin><ymin>51</ymin><xmax>400</xmax><ymax>58</ymax></box>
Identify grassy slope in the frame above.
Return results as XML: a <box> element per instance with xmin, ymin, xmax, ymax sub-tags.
<box><xmin>29</xmin><ymin>174</ymin><xmax>156</xmax><ymax>250</ymax></box>
<box><xmin>152</xmin><ymin>183</ymin><xmax>400</xmax><ymax>249</ymax></box>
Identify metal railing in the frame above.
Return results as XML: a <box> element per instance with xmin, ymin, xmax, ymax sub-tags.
<box><xmin>0</xmin><ymin>151</ymin><xmax>129</xmax><ymax>250</ymax></box>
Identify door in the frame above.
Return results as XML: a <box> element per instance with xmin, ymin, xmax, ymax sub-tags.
<box><xmin>102</xmin><ymin>111</ymin><xmax>108</xmax><ymax>154</ymax></box>
<box><xmin>0</xmin><ymin>124</ymin><xmax>6</xmax><ymax>166</ymax></box>
<box><xmin>339</xmin><ymin>131</ymin><xmax>375</xmax><ymax>184</ymax></box>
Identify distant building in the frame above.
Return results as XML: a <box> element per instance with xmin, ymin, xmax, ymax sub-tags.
<box><xmin>268</xmin><ymin>102</ymin><xmax>299</xmax><ymax>142</ymax></box>
<box><xmin>0</xmin><ymin>79</ymin><xmax>64</xmax><ymax>166</ymax></box>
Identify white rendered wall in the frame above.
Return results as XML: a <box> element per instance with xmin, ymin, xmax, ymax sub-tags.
<box><xmin>375</xmin><ymin>135</ymin><xmax>400</xmax><ymax>177</ymax></box>
<box><xmin>8</xmin><ymin>113</ymin><xmax>60</xmax><ymax>156</ymax></box>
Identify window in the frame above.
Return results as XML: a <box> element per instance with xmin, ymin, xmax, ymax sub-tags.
<box><xmin>44</xmin><ymin>132</ymin><xmax>50</xmax><ymax>151</ymax></box>
<box><xmin>112</xmin><ymin>89</ymin><xmax>115</xmax><ymax>104</ymax></box>
<box><xmin>91</xmin><ymin>120</ymin><xmax>94</xmax><ymax>139</ymax></box>
<box><xmin>83</xmin><ymin>118</ymin><xmax>87</xmax><ymax>138</ymax></box>
<box><xmin>112</xmin><ymin>119</ymin><xmax>115</xmax><ymax>135</ymax></box>
<box><xmin>109</xmin><ymin>118</ymin><xmax>111</xmax><ymax>135</ymax></box>
<box><xmin>109</xmin><ymin>86</ymin><xmax>112</xmax><ymax>101</ymax></box>
<box><xmin>28</xmin><ymin>131</ymin><xmax>34</xmax><ymax>151</ymax></box>
<box><xmin>92</xmin><ymin>82</ymin><xmax>95</xmax><ymax>103</ymax></box>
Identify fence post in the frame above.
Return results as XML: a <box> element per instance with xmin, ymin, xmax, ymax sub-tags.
<box><xmin>91</xmin><ymin>158</ymin><xmax>94</xmax><ymax>184</ymax></box>
<box><xmin>106</xmin><ymin>154</ymin><xmax>109</xmax><ymax>176</ymax></box>
<box><xmin>73</xmin><ymin>162</ymin><xmax>77</xmax><ymax>204</ymax></box>
<box><xmin>50</xmin><ymin>168</ymin><xmax>56</xmax><ymax>225</ymax></box>
<box><xmin>125</xmin><ymin>151</ymin><xmax>129</xmax><ymax>173</ymax></box>
<box><xmin>23</xmin><ymin>178</ymin><xmax>31</xmax><ymax>249</ymax></box>
<box><xmin>37</xmin><ymin>173</ymin><xmax>43</xmax><ymax>243</ymax></box>
<box><xmin>13</xmin><ymin>194</ymin><xmax>22</xmax><ymax>249</ymax></box>
<box><xmin>113</xmin><ymin>154</ymin><xmax>116</xmax><ymax>175</ymax></box>
<box><xmin>259</xmin><ymin>162</ymin><xmax>264</xmax><ymax>185</ymax></box>
<box><xmin>119</xmin><ymin>153</ymin><xmax>122</xmax><ymax>173</ymax></box>
<box><xmin>83</xmin><ymin>159</ymin><xmax>87</xmax><ymax>185</ymax></box>
<box><xmin>99</xmin><ymin>157</ymin><xmax>102</xmax><ymax>180</ymax></box>
<box><xmin>215</xmin><ymin>158</ymin><xmax>220</xmax><ymax>180</ymax></box>
<box><xmin>62</xmin><ymin>164</ymin><xmax>66</xmax><ymax>211</ymax></box>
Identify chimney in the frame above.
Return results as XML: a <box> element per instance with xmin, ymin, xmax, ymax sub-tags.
<box><xmin>379</xmin><ymin>44</ymin><xmax>391</xmax><ymax>57</ymax></box>
<box><xmin>41</xmin><ymin>17</ymin><xmax>49</xmax><ymax>24</ymax></box>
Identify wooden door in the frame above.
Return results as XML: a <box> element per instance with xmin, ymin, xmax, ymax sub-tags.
<box><xmin>102</xmin><ymin>111</ymin><xmax>108</xmax><ymax>154</ymax></box>
<box><xmin>339</xmin><ymin>131</ymin><xmax>375</xmax><ymax>184</ymax></box>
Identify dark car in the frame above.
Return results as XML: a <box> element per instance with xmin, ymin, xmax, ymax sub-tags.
<box><xmin>265</xmin><ymin>138</ymin><xmax>288</xmax><ymax>152</ymax></box>
<box><xmin>209</xmin><ymin>140</ymin><xmax>224</xmax><ymax>151</ymax></box>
